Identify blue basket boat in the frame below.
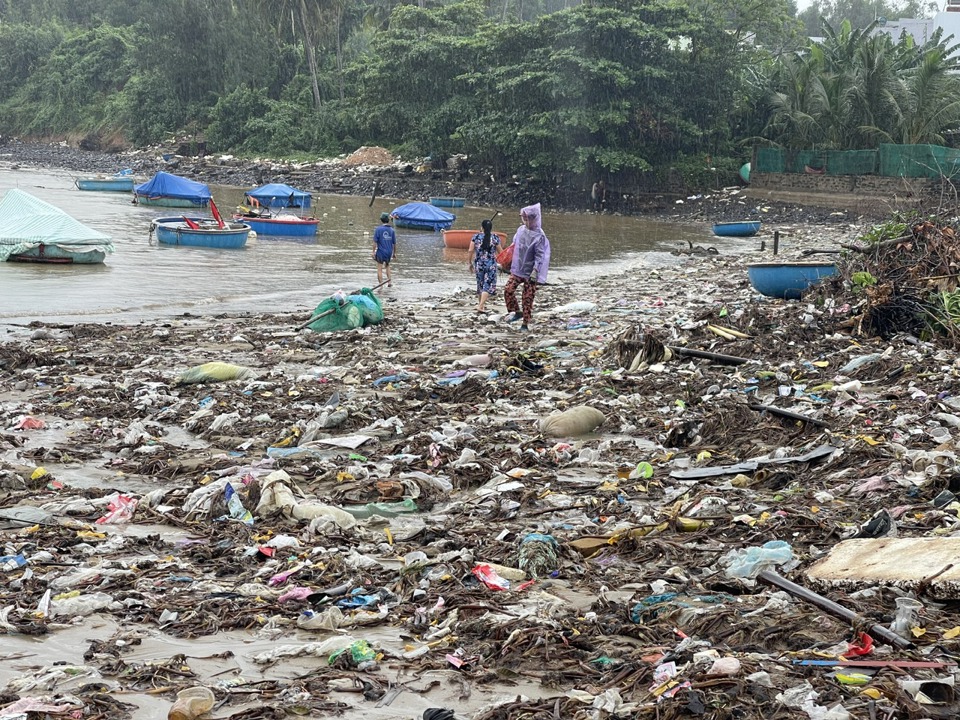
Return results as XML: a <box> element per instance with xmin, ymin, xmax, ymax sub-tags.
<box><xmin>713</xmin><ymin>220</ymin><xmax>762</xmax><ymax>237</ymax></box>
<box><xmin>747</xmin><ymin>262</ymin><xmax>839</xmax><ymax>300</ymax></box>
<box><xmin>429</xmin><ymin>196</ymin><xmax>465</xmax><ymax>208</ymax></box>
<box><xmin>153</xmin><ymin>219</ymin><xmax>251</xmax><ymax>249</ymax></box>
<box><xmin>75</xmin><ymin>174</ymin><xmax>135</xmax><ymax>192</ymax></box>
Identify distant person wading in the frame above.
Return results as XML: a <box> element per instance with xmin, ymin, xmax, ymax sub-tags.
<box><xmin>372</xmin><ymin>212</ymin><xmax>396</xmax><ymax>286</ymax></box>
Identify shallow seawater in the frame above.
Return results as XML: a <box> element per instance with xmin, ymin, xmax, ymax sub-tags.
<box><xmin>0</xmin><ymin>166</ymin><xmax>739</xmax><ymax>325</ymax></box>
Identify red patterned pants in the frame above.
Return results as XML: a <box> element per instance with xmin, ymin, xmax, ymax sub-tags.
<box><xmin>504</xmin><ymin>274</ymin><xmax>537</xmax><ymax>324</ymax></box>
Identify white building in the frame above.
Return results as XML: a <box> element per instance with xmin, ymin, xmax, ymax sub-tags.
<box><xmin>875</xmin><ymin>0</ymin><xmax>960</xmax><ymax>51</ymax></box>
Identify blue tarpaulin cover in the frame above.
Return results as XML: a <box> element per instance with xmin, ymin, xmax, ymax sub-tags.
<box><xmin>390</xmin><ymin>202</ymin><xmax>455</xmax><ymax>231</ymax></box>
<box><xmin>134</xmin><ymin>171</ymin><xmax>212</xmax><ymax>201</ymax></box>
<box><xmin>245</xmin><ymin>183</ymin><xmax>312</xmax><ymax>209</ymax></box>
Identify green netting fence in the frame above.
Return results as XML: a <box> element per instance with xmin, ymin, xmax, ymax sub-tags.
<box><xmin>879</xmin><ymin>144</ymin><xmax>960</xmax><ymax>179</ymax></box>
<box><xmin>754</xmin><ymin>144</ymin><xmax>960</xmax><ymax>179</ymax></box>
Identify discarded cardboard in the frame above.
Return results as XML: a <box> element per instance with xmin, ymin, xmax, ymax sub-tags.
<box><xmin>806</xmin><ymin>538</ymin><xmax>960</xmax><ymax>598</ymax></box>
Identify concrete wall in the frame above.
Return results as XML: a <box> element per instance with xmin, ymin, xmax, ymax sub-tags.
<box><xmin>748</xmin><ymin>172</ymin><xmax>957</xmax><ymax>215</ymax></box>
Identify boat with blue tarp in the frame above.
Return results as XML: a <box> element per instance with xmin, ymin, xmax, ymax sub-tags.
<box><xmin>0</xmin><ymin>189</ymin><xmax>115</xmax><ymax>264</ymax></box>
<box><xmin>135</xmin><ymin>172</ymin><xmax>212</xmax><ymax>208</ymax></box>
<box><xmin>244</xmin><ymin>183</ymin><xmax>312</xmax><ymax>209</ymax></box>
<box><xmin>390</xmin><ymin>202</ymin><xmax>455</xmax><ymax>231</ymax></box>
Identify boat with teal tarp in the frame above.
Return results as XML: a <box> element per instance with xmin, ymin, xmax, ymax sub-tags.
<box><xmin>0</xmin><ymin>189</ymin><xmax>115</xmax><ymax>264</ymax></box>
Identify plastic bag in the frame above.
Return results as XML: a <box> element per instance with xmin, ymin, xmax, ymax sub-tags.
<box><xmin>496</xmin><ymin>244</ymin><xmax>514</xmax><ymax>271</ymax></box>
<box><xmin>540</xmin><ymin>406</ymin><xmax>605</xmax><ymax>437</ymax></box>
<box><xmin>472</xmin><ymin>563</ymin><xmax>510</xmax><ymax>590</ymax></box>
<box><xmin>346</xmin><ymin>289</ymin><xmax>385</xmax><ymax>326</ymax></box>
<box><xmin>176</xmin><ymin>361</ymin><xmax>254</xmax><ymax>385</ymax></box>
<box><xmin>95</xmin><ymin>493</ymin><xmax>138</xmax><ymax>524</ymax></box>
<box><xmin>724</xmin><ymin>540</ymin><xmax>793</xmax><ymax>578</ymax></box>
<box><xmin>328</xmin><ymin>639</ymin><xmax>377</xmax><ymax>668</ymax></box>
<box><xmin>168</xmin><ymin>686</ymin><xmax>215</xmax><ymax>720</ymax></box>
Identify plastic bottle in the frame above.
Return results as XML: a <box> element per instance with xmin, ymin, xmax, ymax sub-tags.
<box><xmin>168</xmin><ymin>687</ymin><xmax>215</xmax><ymax>720</ymax></box>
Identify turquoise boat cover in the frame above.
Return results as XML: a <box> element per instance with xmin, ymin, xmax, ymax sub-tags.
<box><xmin>390</xmin><ymin>202</ymin><xmax>455</xmax><ymax>230</ymax></box>
<box><xmin>245</xmin><ymin>183</ymin><xmax>312</xmax><ymax>209</ymax></box>
<box><xmin>135</xmin><ymin>171</ymin><xmax>211</xmax><ymax>201</ymax></box>
<box><xmin>0</xmin><ymin>189</ymin><xmax>114</xmax><ymax>260</ymax></box>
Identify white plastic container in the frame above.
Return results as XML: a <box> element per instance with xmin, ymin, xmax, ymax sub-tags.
<box><xmin>168</xmin><ymin>686</ymin><xmax>215</xmax><ymax>720</ymax></box>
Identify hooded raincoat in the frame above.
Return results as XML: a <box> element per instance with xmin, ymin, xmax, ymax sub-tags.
<box><xmin>510</xmin><ymin>203</ymin><xmax>550</xmax><ymax>283</ymax></box>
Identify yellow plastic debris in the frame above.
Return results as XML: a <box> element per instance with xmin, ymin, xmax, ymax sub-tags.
<box><xmin>836</xmin><ymin>672</ymin><xmax>871</xmax><ymax>686</ymax></box>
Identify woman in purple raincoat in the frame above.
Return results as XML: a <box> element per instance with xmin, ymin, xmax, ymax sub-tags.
<box><xmin>503</xmin><ymin>203</ymin><xmax>551</xmax><ymax>331</ymax></box>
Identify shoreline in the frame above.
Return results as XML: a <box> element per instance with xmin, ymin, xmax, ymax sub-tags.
<box><xmin>0</xmin><ymin>139</ymin><xmax>886</xmax><ymax>225</ymax></box>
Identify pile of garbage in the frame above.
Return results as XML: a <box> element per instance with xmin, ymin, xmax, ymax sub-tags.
<box><xmin>5</xmin><ymin>224</ymin><xmax>960</xmax><ymax>719</ymax></box>
<box><xmin>342</xmin><ymin>146</ymin><xmax>396</xmax><ymax>168</ymax></box>
<box><xmin>814</xmin><ymin>218</ymin><xmax>960</xmax><ymax>347</ymax></box>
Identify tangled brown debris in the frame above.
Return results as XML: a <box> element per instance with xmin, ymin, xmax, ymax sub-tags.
<box><xmin>6</xmin><ymin>221</ymin><xmax>960</xmax><ymax>719</ymax></box>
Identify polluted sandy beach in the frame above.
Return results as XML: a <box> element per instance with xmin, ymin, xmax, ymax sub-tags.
<box><xmin>8</xmin><ymin>217</ymin><xmax>960</xmax><ymax>720</ymax></box>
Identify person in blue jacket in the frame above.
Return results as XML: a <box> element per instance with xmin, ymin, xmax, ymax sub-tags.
<box><xmin>372</xmin><ymin>212</ymin><xmax>397</xmax><ymax>286</ymax></box>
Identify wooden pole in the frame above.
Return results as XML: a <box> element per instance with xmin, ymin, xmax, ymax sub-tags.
<box><xmin>773</xmin><ymin>230</ymin><xmax>779</xmax><ymax>256</ymax></box>
<box><xmin>758</xmin><ymin>570</ymin><xmax>913</xmax><ymax>649</ymax></box>
<box><xmin>748</xmin><ymin>402</ymin><xmax>830</xmax><ymax>428</ymax></box>
<box><xmin>667</xmin><ymin>346</ymin><xmax>749</xmax><ymax>365</ymax></box>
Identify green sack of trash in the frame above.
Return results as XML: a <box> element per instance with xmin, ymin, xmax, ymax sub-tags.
<box><xmin>307</xmin><ymin>298</ymin><xmax>364</xmax><ymax>333</ymax></box>
<box><xmin>347</xmin><ymin>288</ymin><xmax>384</xmax><ymax>326</ymax></box>
<box><xmin>175</xmin><ymin>361</ymin><xmax>255</xmax><ymax>385</ymax></box>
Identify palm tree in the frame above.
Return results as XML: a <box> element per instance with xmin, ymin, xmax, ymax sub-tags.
<box><xmin>886</xmin><ymin>47</ymin><xmax>960</xmax><ymax>145</ymax></box>
<box><xmin>764</xmin><ymin>52</ymin><xmax>825</xmax><ymax>148</ymax></box>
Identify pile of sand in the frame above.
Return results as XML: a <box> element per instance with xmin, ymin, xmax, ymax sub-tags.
<box><xmin>343</xmin><ymin>146</ymin><xmax>395</xmax><ymax>167</ymax></box>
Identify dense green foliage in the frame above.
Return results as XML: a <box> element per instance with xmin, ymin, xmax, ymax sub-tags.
<box><xmin>0</xmin><ymin>0</ymin><xmax>958</xmax><ymax>189</ymax></box>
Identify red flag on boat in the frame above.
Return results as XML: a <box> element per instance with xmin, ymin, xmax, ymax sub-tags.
<box><xmin>209</xmin><ymin>198</ymin><xmax>225</xmax><ymax>229</ymax></box>
<box><xmin>182</xmin><ymin>216</ymin><xmax>200</xmax><ymax>229</ymax></box>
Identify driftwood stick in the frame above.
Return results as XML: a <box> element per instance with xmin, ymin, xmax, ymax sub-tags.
<box><xmin>748</xmin><ymin>402</ymin><xmax>830</xmax><ymax>428</ymax></box>
<box><xmin>758</xmin><ymin>570</ymin><xmax>913</xmax><ymax>649</ymax></box>
<box><xmin>840</xmin><ymin>234</ymin><xmax>913</xmax><ymax>253</ymax></box>
<box><xmin>667</xmin><ymin>346</ymin><xmax>750</xmax><ymax>366</ymax></box>
<box><xmin>799</xmin><ymin>248</ymin><xmax>843</xmax><ymax>256</ymax></box>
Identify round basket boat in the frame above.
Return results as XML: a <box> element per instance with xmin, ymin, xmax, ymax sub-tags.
<box><xmin>747</xmin><ymin>262</ymin><xmax>838</xmax><ymax>300</ymax></box>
